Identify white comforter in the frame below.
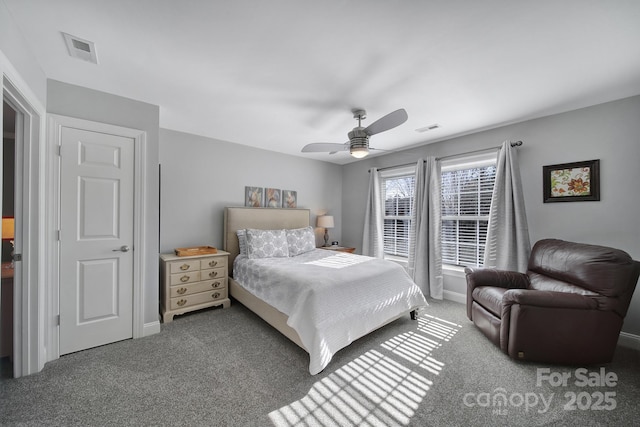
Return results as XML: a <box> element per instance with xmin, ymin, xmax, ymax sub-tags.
<box><xmin>233</xmin><ymin>249</ymin><xmax>428</xmax><ymax>374</ymax></box>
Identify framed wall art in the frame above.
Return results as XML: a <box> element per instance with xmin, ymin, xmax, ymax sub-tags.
<box><xmin>245</xmin><ymin>186</ymin><xmax>263</xmax><ymax>207</ymax></box>
<box><xmin>282</xmin><ymin>190</ymin><xmax>297</xmax><ymax>208</ymax></box>
<box><xmin>543</xmin><ymin>159</ymin><xmax>600</xmax><ymax>203</ymax></box>
<box><xmin>264</xmin><ymin>188</ymin><xmax>281</xmax><ymax>208</ymax></box>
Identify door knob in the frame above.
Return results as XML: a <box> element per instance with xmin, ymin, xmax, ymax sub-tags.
<box><xmin>112</xmin><ymin>245</ymin><xmax>130</xmax><ymax>252</ymax></box>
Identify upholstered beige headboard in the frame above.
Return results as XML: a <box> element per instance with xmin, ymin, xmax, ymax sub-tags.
<box><xmin>223</xmin><ymin>207</ymin><xmax>311</xmax><ymax>276</ymax></box>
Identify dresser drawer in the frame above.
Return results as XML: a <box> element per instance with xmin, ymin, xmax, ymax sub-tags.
<box><xmin>170</xmin><ymin>288</ymin><xmax>229</xmax><ymax>310</ymax></box>
<box><xmin>170</xmin><ymin>278</ymin><xmax>227</xmax><ymax>297</ymax></box>
<box><xmin>169</xmin><ymin>271</ymin><xmax>201</xmax><ymax>285</ymax></box>
<box><xmin>200</xmin><ymin>257</ymin><xmax>227</xmax><ymax>270</ymax></box>
<box><xmin>168</xmin><ymin>259</ymin><xmax>200</xmax><ymax>273</ymax></box>
<box><xmin>208</xmin><ymin>278</ymin><xmax>227</xmax><ymax>290</ymax></box>
<box><xmin>201</xmin><ymin>267</ymin><xmax>225</xmax><ymax>280</ymax></box>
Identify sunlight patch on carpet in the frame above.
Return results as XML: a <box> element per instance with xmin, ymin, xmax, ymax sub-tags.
<box><xmin>417</xmin><ymin>314</ymin><xmax>461</xmax><ymax>342</ymax></box>
<box><xmin>381</xmin><ymin>331</ymin><xmax>444</xmax><ymax>375</ymax></box>
<box><xmin>268</xmin><ymin>350</ymin><xmax>431</xmax><ymax>426</ymax></box>
<box><xmin>268</xmin><ymin>312</ymin><xmax>462</xmax><ymax>426</ymax></box>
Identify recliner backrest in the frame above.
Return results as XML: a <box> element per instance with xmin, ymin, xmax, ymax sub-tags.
<box><xmin>528</xmin><ymin>239</ymin><xmax>638</xmax><ymax>298</ymax></box>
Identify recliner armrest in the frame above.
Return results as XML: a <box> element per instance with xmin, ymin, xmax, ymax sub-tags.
<box><xmin>465</xmin><ymin>267</ymin><xmax>529</xmax><ymax>291</ymax></box>
<box><xmin>465</xmin><ymin>267</ymin><xmax>529</xmax><ymax>320</ymax></box>
<box><xmin>502</xmin><ymin>289</ymin><xmax>599</xmax><ymax>310</ymax></box>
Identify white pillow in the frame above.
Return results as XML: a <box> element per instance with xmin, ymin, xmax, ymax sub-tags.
<box><xmin>236</xmin><ymin>229</ymin><xmax>247</xmax><ymax>256</ymax></box>
<box><xmin>245</xmin><ymin>229</ymin><xmax>289</xmax><ymax>259</ymax></box>
<box><xmin>286</xmin><ymin>226</ymin><xmax>316</xmax><ymax>256</ymax></box>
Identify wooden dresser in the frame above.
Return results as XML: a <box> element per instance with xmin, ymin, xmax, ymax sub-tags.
<box><xmin>159</xmin><ymin>251</ymin><xmax>230</xmax><ymax>322</ymax></box>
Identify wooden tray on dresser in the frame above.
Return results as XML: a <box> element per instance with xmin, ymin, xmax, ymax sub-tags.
<box><xmin>174</xmin><ymin>246</ymin><xmax>218</xmax><ymax>257</ymax></box>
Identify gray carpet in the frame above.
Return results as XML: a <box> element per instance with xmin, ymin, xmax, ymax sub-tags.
<box><xmin>1</xmin><ymin>299</ymin><xmax>639</xmax><ymax>426</ymax></box>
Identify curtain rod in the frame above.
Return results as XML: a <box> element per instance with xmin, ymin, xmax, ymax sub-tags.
<box><xmin>370</xmin><ymin>140</ymin><xmax>523</xmax><ymax>172</ymax></box>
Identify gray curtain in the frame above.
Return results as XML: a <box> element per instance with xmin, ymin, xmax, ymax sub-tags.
<box><xmin>484</xmin><ymin>141</ymin><xmax>531</xmax><ymax>272</ymax></box>
<box><xmin>362</xmin><ymin>167</ymin><xmax>384</xmax><ymax>258</ymax></box>
<box><xmin>408</xmin><ymin>158</ymin><xmax>443</xmax><ymax>299</ymax></box>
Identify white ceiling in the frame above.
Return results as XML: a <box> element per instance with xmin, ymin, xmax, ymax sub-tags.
<box><xmin>5</xmin><ymin>0</ymin><xmax>640</xmax><ymax>164</ymax></box>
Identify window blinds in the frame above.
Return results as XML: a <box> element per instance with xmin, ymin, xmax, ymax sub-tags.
<box><xmin>441</xmin><ymin>153</ymin><xmax>497</xmax><ymax>267</ymax></box>
<box><xmin>381</xmin><ymin>167</ymin><xmax>416</xmax><ymax>258</ymax></box>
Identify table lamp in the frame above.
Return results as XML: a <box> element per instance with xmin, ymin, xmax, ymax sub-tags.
<box><xmin>316</xmin><ymin>215</ymin><xmax>334</xmax><ymax>247</ymax></box>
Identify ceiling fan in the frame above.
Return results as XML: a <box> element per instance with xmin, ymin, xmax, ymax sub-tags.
<box><xmin>301</xmin><ymin>108</ymin><xmax>408</xmax><ymax>159</ymax></box>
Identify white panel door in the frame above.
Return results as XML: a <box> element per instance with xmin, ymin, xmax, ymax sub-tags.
<box><xmin>59</xmin><ymin>126</ymin><xmax>134</xmax><ymax>355</ymax></box>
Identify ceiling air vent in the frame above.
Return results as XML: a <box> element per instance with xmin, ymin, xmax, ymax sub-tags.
<box><xmin>415</xmin><ymin>123</ymin><xmax>441</xmax><ymax>133</ymax></box>
<box><xmin>62</xmin><ymin>32</ymin><xmax>98</xmax><ymax>64</ymax></box>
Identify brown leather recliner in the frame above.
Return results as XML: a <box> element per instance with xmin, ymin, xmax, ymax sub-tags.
<box><xmin>465</xmin><ymin>239</ymin><xmax>640</xmax><ymax>364</ymax></box>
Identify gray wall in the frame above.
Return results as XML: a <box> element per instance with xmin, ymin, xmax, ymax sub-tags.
<box><xmin>159</xmin><ymin>129</ymin><xmax>343</xmax><ymax>252</ymax></box>
<box><xmin>0</xmin><ymin>1</ymin><xmax>47</xmax><ymax>105</ymax></box>
<box><xmin>47</xmin><ymin>79</ymin><xmax>160</xmax><ymax>326</ymax></box>
<box><xmin>342</xmin><ymin>95</ymin><xmax>640</xmax><ymax>335</ymax></box>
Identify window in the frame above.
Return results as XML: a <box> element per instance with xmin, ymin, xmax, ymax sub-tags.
<box><xmin>381</xmin><ymin>166</ymin><xmax>416</xmax><ymax>258</ymax></box>
<box><xmin>441</xmin><ymin>153</ymin><xmax>497</xmax><ymax>268</ymax></box>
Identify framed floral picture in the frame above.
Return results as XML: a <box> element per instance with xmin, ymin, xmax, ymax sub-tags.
<box><xmin>543</xmin><ymin>159</ymin><xmax>600</xmax><ymax>203</ymax></box>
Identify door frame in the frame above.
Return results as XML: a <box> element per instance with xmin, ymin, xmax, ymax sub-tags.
<box><xmin>47</xmin><ymin>115</ymin><xmax>147</xmax><ymax>360</ymax></box>
<box><xmin>1</xmin><ymin>54</ymin><xmax>45</xmax><ymax>378</ymax></box>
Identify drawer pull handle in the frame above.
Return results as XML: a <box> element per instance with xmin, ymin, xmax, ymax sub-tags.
<box><xmin>209</xmin><ymin>271</ymin><xmax>218</xmax><ymax>278</ymax></box>
<box><xmin>180</xmin><ymin>275</ymin><xmax>190</xmax><ymax>282</ymax></box>
<box><xmin>212</xmin><ymin>292</ymin><xmax>220</xmax><ymax>299</ymax></box>
<box><xmin>211</xmin><ymin>281</ymin><xmax>220</xmax><ymax>288</ymax></box>
<box><xmin>177</xmin><ymin>299</ymin><xmax>187</xmax><ymax>306</ymax></box>
<box><xmin>209</xmin><ymin>260</ymin><xmax>218</xmax><ymax>267</ymax></box>
<box><xmin>177</xmin><ymin>287</ymin><xmax>187</xmax><ymax>295</ymax></box>
<box><xmin>180</xmin><ymin>264</ymin><xmax>190</xmax><ymax>271</ymax></box>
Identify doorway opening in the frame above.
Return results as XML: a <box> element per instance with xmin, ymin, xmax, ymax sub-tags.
<box><xmin>1</xmin><ymin>100</ymin><xmax>16</xmax><ymax>378</ymax></box>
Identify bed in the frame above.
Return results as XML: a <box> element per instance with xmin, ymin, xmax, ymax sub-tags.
<box><xmin>223</xmin><ymin>206</ymin><xmax>428</xmax><ymax>374</ymax></box>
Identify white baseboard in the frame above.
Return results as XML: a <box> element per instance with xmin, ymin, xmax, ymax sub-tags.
<box><xmin>143</xmin><ymin>320</ymin><xmax>161</xmax><ymax>337</ymax></box>
<box><xmin>443</xmin><ymin>289</ymin><xmax>466</xmax><ymax>305</ymax></box>
<box><xmin>618</xmin><ymin>331</ymin><xmax>640</xmax><ymax>350</ymax></box>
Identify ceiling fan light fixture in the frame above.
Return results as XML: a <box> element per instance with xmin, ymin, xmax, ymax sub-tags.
<box><xmin>350</xmin><ymin>146</ymin><xmax>369</xmax><ymax>158</ymax></box>
<box><xmin>348</xmin><ymin>128</ymin><xmax>370</xmax><ymax>158</ymax></box>
<box><xmin>301</xmin><ymin>108</ymin><xmax>407</xmax><ymax>159</ymax></box>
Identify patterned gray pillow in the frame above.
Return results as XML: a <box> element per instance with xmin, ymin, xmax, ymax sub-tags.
<box><xmin>246</xmin><ymin>229</ymin><xmax>289</xmax><ymax>259</ymax></box>
<box><xmin>286</xmin><ymin>226</ymin><xmax>316</xmax><ymax>256</ymax></box>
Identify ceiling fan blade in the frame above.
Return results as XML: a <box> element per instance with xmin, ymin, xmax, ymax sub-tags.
<box><xmin>301</xmin><ymin>142</ymin><xmax>349</xmax><ymax>153</ymax></box>
<box><xmin>364</xmin><ymin>108</ymin><xmax>408</xmax><ymax>136</ymax></box>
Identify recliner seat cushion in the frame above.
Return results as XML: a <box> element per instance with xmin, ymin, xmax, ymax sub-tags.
<box><xmin>528</xmin><ymin>272</ymin><xmax>599</xmax><ymax>295</ymax></box>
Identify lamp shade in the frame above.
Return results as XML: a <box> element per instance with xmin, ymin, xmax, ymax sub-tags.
<box><xmin>2</xmin><ymin>217</ymin><xmax>14</xmax><ymax>240</ymax></box>
<box><xmin>316</xmin><ymin>215</ymin><xmax>334</xmax><ymax>229</ymax></box>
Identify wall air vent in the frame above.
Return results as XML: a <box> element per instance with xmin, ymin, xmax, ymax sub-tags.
<box><xmin>415</xmin><ymin>123</ymin><xmax>441</xmax><ymax>133</ymax></box>
<box><xmin>62</xmin><ymin>32</ymin><xmax>98</xmax><ymax>64</ymax></box>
